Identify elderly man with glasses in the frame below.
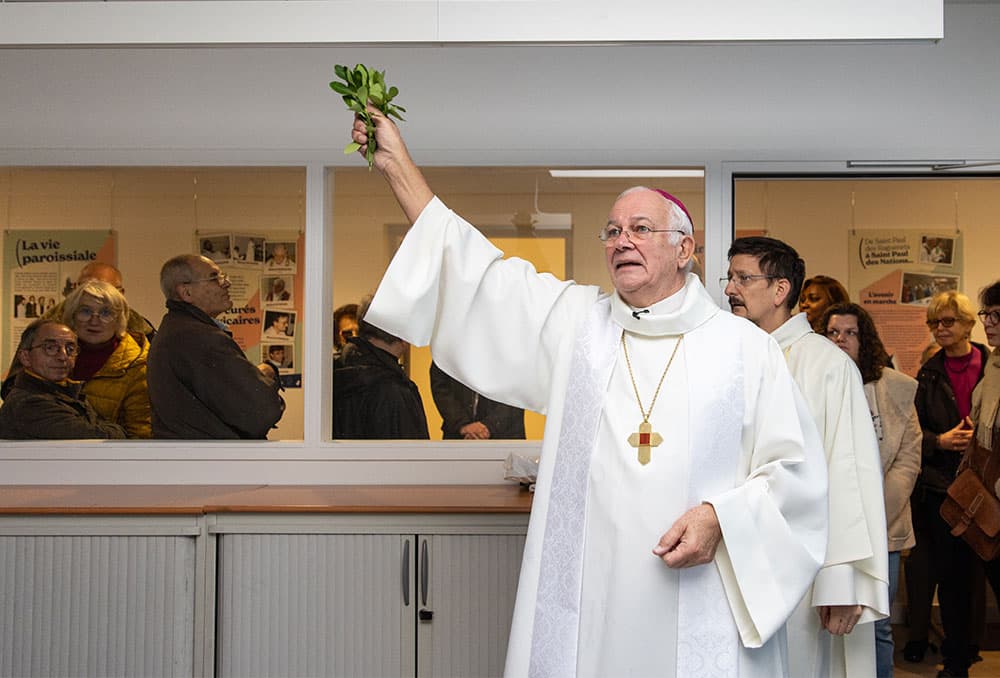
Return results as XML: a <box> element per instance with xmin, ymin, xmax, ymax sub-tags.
<box><xmin>0</xmin><ymin>319</ymin><xmax>126</xmax><ymax>439</ymax></box>
<box><xmin>146</xmin><ymin>254</ymin><xmax>284</xmax><ymax>439</ymax></box>
<box><xmin>348</xmin><ymin>109</ymin><xmax>829</xmax><ymax>678</ymax></box>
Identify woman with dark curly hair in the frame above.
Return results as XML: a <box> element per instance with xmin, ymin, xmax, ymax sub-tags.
<box><xmin>800</xmin><ymin>275</ymin><xmax>850</xmax><ymax>333</ymax></box>
<box><xmin>823</xmin><ymin>302</ymin><xmax>922</xmax><ymax>678</ymax></box>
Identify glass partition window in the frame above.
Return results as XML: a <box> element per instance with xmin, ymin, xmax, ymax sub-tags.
<box><xmin>0</xmin><ymin>166</ymin><xmax>306</xmax><ymax>441</ymax></box>
<box><xmin>733</xmin><ymin>175</ymin><xmax>1000</xmax><ymax>375</ymax></box>
<box><xmin>332</xmin><ymin>167</ymin><xmax>705</xmax><ymax>441</ymax></box>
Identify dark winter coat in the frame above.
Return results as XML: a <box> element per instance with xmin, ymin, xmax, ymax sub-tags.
<box><xmin>913</xmin><ymin>342</ymin><xmax>990</xmax><ymax>492</ymax></box>
<box><xmin>147</xmin><ymin>299</ymin><xmax>284</xmax><ymax>439</ymax></box>
<box><xmin>429</xmin><ymin>361</ymin><xmax>525</xmax><ymax>439</ymax></box>
<box><xmin>0</xmin><ymin>370</ymin><xmax>127</xmax><ymax>440</ymax></box>
<box><xmin>333</xmin><ymin>338</ymin><xmax>429</xmax><ymax>439</ymax></box>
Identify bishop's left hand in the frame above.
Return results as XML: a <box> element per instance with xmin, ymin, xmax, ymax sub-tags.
<box><xmin>653</xmin><ymin>503</ymin><xmax>722</xmax><ymax>568</ymax></box>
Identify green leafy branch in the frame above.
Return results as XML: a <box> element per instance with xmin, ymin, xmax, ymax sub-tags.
<box><xmin>330</xmin><ymin>64</ymin><xmax>406</xmax><ymax>169</ymax></box>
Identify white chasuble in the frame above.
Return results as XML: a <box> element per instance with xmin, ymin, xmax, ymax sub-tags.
<box><xmin>366</xmin><ymin>197</ymin><xmax>829</xmax><ymax>678</ymax></box>
<box><xmin>774</xmin><ymin>313</ymin><xmax>889</xmax><ymax>678</ymax></box>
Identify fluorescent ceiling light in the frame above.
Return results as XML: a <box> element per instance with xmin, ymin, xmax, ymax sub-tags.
<box><xmin>549</xmin><ymin>169</ymin><xmax>704</xmax><ymax>179</ymax></box>
<box><xmin>846</xmin><ymin>160</ymin><xmax>966</xmax><ymax>169</ymax></box>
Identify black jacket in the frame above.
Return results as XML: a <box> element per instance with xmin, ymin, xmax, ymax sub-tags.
<box><xmin>147</xmin><ymin>299</ymin><xmax>284</xmax><ymax>439</ymax></box>
<box><xmin>333</xmin><ymin>338</ymin><xmax>429</xmax><ymax>439</ymax></box>
<box><xmin>429</xmin><ymin>361</ymin><xmax>525</xmax><ymax>439</ymax></box>
<box><xmin>914</xmin><ymin>342</ymin><xmax>990</xmax><ymax>492</ymax></box>
<box><xmin>0</xmin><ymin>370</ymin><xmax>126</xmax><ymax>440</ymax></box>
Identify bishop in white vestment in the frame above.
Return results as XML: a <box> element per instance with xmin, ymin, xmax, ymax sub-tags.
<box><xmin>351</xmin><ymin>110</ymin><xmax>830</xmax><ymax>677</ymax></box>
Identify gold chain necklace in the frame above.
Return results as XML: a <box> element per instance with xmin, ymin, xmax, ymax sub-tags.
<box><xmin>621</xmin><ymin>331</ymin><xmax>683</xmax><ymax>465</ymax></box>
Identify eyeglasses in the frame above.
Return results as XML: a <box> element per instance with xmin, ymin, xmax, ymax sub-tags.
<box><xmin>29</xmin><ymin>340</ymin><xmax>79</xmax><ymax>357</ymax></box>
<box><xmin>978</xmin><ymin>310</ymin><xmax>1000</xmax><ymax>325</ymax></box>
<box><xmin>926</xmin><ymin>317</ymin><xmax>959</xmax><ymax>329</ymax></box>
<box><xmin>826</xmin><ymin>327</ymin><xmax>859</xmax><ymax>340</ymax></box>
<box><xmin>719</xmin><ymin>274</ymin><xmax>778</xmax><ymax>289</ymax></box>
<box><xmin>75</xmin><ymin>306</ymin><xmax>116</xmax><ymax>324</ymax></box>
<box><xmin>598</xmin><ymin>225</ymin><xmax>686</xmax><ymax>246</ymax></box>
<box><xmin>187</xmin><ymin>272</ymin><xmax>230</xmax><ymax>286</ymax></box>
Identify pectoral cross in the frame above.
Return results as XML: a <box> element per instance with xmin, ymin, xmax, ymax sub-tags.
<box><xmin>628</xmin><ymin>420</ymin><xmax>662</xmax><ymax>465</ymax></box>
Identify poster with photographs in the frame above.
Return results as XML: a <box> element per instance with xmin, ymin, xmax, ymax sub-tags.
<box><xmin>194</xmin><ymin>230</ymin><xmax>303</xmax><ymax>388</ymax></box>
<box><xmin>849</xmin><ymin>229</ymin><xmax>963</xmax><ymax>377</ymax></box>
<box><xmin>2</xmin><ymin>230</ymin><xmax>118</xmax><ymax>380</ymax></box>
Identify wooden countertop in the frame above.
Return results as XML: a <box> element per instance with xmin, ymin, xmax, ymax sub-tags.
<box><xmin>0</xmin><ymin>484</ymin><xmax>534</xmax><ymax>515</ymax></box>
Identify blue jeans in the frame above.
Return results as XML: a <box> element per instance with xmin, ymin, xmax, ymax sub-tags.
<box><xmin>875</xmin><ymin>550</ymin><xmax>901</xmax><ymax>678</ymax></box>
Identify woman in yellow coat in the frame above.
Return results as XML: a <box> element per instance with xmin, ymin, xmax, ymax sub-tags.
<box><xmin>62</xmin><ymin>280</ymin><xmax>151</xmax><ymax>438</ymax></box>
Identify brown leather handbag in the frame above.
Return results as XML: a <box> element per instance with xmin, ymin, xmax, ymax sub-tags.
<box><xmin>940</xmin><ymin>430</ymin><xmax>1000</xmax><ymax>561</ymax></box>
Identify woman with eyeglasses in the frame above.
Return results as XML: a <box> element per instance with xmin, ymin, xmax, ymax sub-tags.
<box><xmin>903</xmin><ymin>290</ymin><xmax>989</xmax><ymax>675</ymax></box>
<box><xmin>61</xmin><ymin>280</ymin><xmax>152</xmax><ymax>438</ymax></box>
<box><xmin>821</xmin><ymin>302</ymin><xmax>921</xmax><ymax>678</ymax></box>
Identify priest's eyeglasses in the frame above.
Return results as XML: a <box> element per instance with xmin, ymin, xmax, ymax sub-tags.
<box><xmin>29</xmin><ymin>340</ymin><xmax>79</xmax><ymax>358</ymax></box>
<box><xmin>926</xmin><ymin>317</ymin><xmax>958</xmax><ymax>329</ymax></box>
<box><xmin>598</xmin><ymin>225</ymin><xmax>685</xmax><ymax>246</ymax></box>
<box><xmin>718</xmin><ymin>274</ymin><xmax>778</xmax><ymax>289</ymax></box>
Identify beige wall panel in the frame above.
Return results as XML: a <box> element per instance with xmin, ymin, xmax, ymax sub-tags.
<box><xmin>8</xmin><ymin>168</ymin><xmax>113</xmax><ymax>229</ymax></box>
<box><xmin>735</xmin><ymin>177</ymin><xmax>1000</xmax><ymax>346</ymax></box>
<box><xmin>194</xmin><ymin>169</ymin><xmax>304</xmax><ymax>231</ymax></box>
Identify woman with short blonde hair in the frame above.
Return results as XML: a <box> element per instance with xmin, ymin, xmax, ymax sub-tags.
<box><xmin>62</xmin><ymin>280</ymin><xmax>151</xmax><ymax>438</ymax></box>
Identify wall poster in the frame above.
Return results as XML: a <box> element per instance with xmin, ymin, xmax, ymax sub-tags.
<box><xmin>2</xmin><ymin>229</ymin><xmax>117</xmax><ymax>379</ymax></box>
<box><xmin>194</xmin><ymin>230</ymin><xmax>304</xmax><ymax>389</ymax></box>
<box><xmin>849</xmin><ymin>229</ymin><xmax>963</xmax><ymax>377</ymax></box>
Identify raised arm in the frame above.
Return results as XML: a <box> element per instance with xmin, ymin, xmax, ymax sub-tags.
<box><xmin>350</xmin><ymin>107</ymin><xmax>433</xmax><ymax>224</ymax></box>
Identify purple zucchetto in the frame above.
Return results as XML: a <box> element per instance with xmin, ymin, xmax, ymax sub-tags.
<box><xmin>650</xmin><ymin>189</ymin><xmax>694</xmax><ymax>230</ymax></box>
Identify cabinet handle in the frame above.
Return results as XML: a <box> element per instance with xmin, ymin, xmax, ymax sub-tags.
<box><xmin>402</xmin><ymin>538</ymin><xmax>410</xmax><ymax>606</ymax></box>
<box><xmin>420</xmin><ymin>538</ymin><xmax>429</xmax><ymax>606</ymax></box>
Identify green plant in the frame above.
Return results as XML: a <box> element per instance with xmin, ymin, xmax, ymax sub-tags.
<box><xmin>330</xmin><ymin>64</ymin><xmax>406</xmax><ymax>169</ymax></box>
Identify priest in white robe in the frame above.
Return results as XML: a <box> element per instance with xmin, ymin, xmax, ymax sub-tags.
<box><xmin>725</xmin><ymin>237</ymin><xmax>889</xmax><ymax>678</ymax></box>
<box><xmin>351</xmin><ymin>109</ymin><xmax>830</xmax><ymax>677</ymax></box>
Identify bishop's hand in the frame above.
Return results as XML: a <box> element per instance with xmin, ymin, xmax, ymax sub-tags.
<box><xmin>653</xmin><ymin>503</ymin><xmax>722</xmax><ymax>568</ymax></box>
<box><xmin>350</xmin><ymin>106</ymin><xmax>433</xmax><ymax>224</ymax></box>
<box><xmin>818</xmin><ymin>604</ymin><xmax>863</xmax><ymax>636</ymax></box>
<box><xmin>351</xmin><ymin>107</ymin><xmax>407</xmax><ymax>176</ymax></box>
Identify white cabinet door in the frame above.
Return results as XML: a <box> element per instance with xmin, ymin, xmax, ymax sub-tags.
<box><xmin>416</xmin><ymin>534</ymin><xmax>526</xmax><ymax>678</ymax></box>
<box><xmin>216</xmin><ymin>533</ymin><xmax>414</xmax><ymax>678</ymax></box>
<box><xmin>0</xmin><ymin>533</ymin><xmax>196</xmax><ymax>678</ymax></box>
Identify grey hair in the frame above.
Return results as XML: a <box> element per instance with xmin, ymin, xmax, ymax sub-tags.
<box><xmin>159</xmin><ymin>254</ymin><xmax>202</xmax><ymax>301</ymax></box>
<box><xmin>615</xmin><ymin>186</ymin><xmax>695</xmax><ymax>273</ymax></box>
<box><xmin>62</xmin><ymin>280</ymin><xmax>129</xmax><ymax>338</ymax></box>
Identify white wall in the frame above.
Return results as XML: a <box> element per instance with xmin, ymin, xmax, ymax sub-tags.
<box><xmin>0</xmin><ymin>4</ymin><xmax>996</xmax><ymax>165</ymax></box>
